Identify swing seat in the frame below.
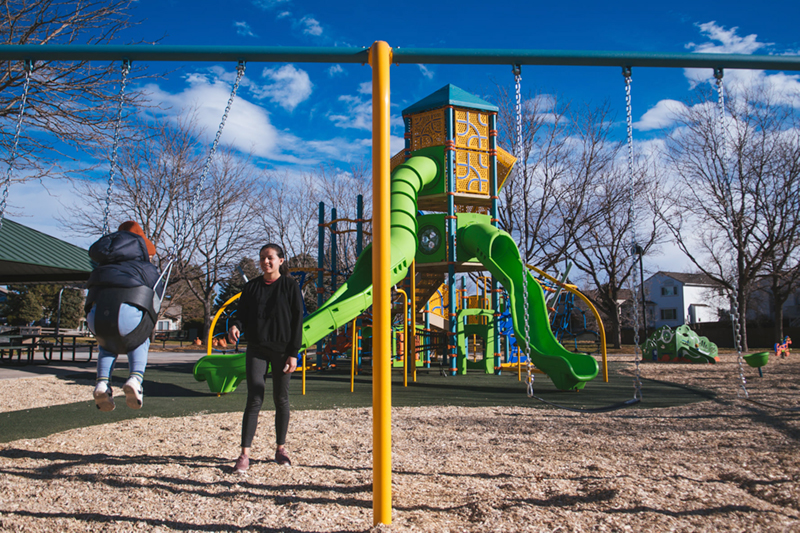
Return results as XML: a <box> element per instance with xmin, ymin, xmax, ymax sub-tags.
<box><xmin>193</xmin><ymin>352</ymin><xmax>247</xmax><ymax>394</ymax></box>
<box><xmin>85</xmin><ymin>285</ymin><xmax>160</xmax><ymax>355</ymax></box>
<box><xmin>744</xmin><ymin>352</ymin><xmax>769</xmax><ymax>369</ymax></box>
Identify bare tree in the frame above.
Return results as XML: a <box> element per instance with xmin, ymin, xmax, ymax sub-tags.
<box><xmin>255</xmin><ymin>171</ymin><xmax>319</xmax><ymax>260</ymax></box>
<box><xmin>61</xmin><ymin>113</ymin><xmax>266</xmax><ymax>336</ymax></box>
<box><xmin>660</xmin><ymin>84</ymin><xmax>800</xmax><ymax>350</ymax></box>
<box><xmin>495</xmin><ymin>85</ymin><xmax>572</xmax><ymax>266</ymax></box>
<box><xmin>752</xmin><ymin>106</ymin><xmax>800</xmax><ymax>341</ymax></box>
<box><xmin>177</xmin><ymin>148</ymin><xmax>265</xmax><ymax>336</ymax></box>
<box><xmin>570</xmin><ymin>155</ymin><xmax>661</xmax><ymax>348</ymax></box>
<box><xmin>497</xmin><ymin>86</ymin><xmax>664</xmax><ymax>346</ymax></box>
<box><xmin>0</xmin><ymin>0</ymin><xmax>153</xmax><ymax>180</ymax></box>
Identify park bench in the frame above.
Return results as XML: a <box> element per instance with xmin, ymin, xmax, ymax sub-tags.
<box><xmin>0</xmin><ymin>335</ymin><xmax>37</xmax><ymax>363</ymax></box>
<box><xmin>154</xmin><ymin>330</ymin><xmax>193</xmax><ymax>348</ymax></box>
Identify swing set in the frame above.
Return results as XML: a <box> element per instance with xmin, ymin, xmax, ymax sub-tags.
<box><xmin>2</xmin><ymin>42</ymin><xmax>800</xmax><ymax>526</ymax></box>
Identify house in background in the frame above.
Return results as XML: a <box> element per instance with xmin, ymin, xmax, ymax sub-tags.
<box><xmin>643</xmin><ymin>272</ymin><xmax>728</xmax><ymax>329</ymax></box>
<box><xmin>746</xmin><ymin>277</ymin><xmax>800</xmax><ymax>326</ymax></box>
<box><xmin>156</xmin><ymin>302</ymin><xmax>182</xmax><ymax>332</ymax></box>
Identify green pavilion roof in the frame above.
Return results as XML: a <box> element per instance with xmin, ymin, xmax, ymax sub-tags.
<box><xmin>402</xmin><ymin>84</ymin><xmax>499</xmax><ymax>116</ymax></box>
<box><xmin>0</xmin><ymin>219</ymin><xmax>93</xmax><ymax>284</ymax></box>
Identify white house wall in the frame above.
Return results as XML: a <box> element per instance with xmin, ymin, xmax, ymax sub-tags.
<box><xmin>644</xmin><ymin>273</ymin><xmax>727</xmax><ymax>329</ymax></box>
<box><xmin>646</xmin><ymin>274</ymin><xmax>683</xmax><ymax>329</ymax></box>
<box><xmin>683</xmin><ymin>285</ymin><xmax>725</xmax><ymax>324</ymax></box>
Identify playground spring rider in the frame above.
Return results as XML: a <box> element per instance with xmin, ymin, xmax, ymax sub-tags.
<box><xmin>775</xmin><ymin>336</ymin><xmax>791</xmax><ymax>359</ymax></box>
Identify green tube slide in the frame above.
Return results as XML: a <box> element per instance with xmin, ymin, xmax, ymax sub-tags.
<box><xmin>194</xmin><ymin>155</ymin><xmax>440</xmax><ymax>393</ymax></box>
<box><xmin>460</xmin><ymin>222</ymin><xmax>599</xmax><ymax>391</ymax></box>
<box><xmin>298</xmin><ymin>155</ymin><xmax>439</xmax><ymax>351</ymax></box>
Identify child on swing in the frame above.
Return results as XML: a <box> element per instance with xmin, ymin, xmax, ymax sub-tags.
<box><xmin>85</xmin><ymin>221</ymin><xmax>162</xmax><ymax>411</ymax></box>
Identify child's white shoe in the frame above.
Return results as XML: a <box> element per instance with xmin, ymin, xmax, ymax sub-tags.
<box><xmin>93</xmin><ymin>381</ymin><xmax>115</xmax><ymax>412</ymax></box>
<box><xmin>123</xmin><ymin>377</ymin><xmax>143</xmax><ymax>409</ymax></box>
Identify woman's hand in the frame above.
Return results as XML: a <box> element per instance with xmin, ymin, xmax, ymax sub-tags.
<box><xmin>227</xmin><ymin>326</ymin><xmax>240</xmax><ymax>344</ymax></box>
<box><xmin>283</xmin><ymin>356</ymin><xmax>297</xmax><ymax>374</ymax></box>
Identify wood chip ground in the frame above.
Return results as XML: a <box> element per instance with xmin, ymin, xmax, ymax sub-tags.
<box><xmin>1</xmin><ymin>353</ymin><xmax>798</xmax><ymax>532</ymax></box>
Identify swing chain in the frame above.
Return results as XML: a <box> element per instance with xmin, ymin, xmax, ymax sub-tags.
<box><xmin>0</xmin><ymin>60</ymin><xmax>34</xmax><ymax>231</ymax></box>
<box><xmin>172</xmin><ymin>61</ymin><xmax>246</xmax><ymax>258</ymax></box>
<box><xmin>102</xmin><ymin>59</ymin><xmax>132</xmax><ymax>236</ymax></box>
<box><xmin>715</xmin><ymin>70</ymin><xmax>748</xmax><ymax>398</ymax></box>
<box><xmin>512</xmin><ymin>65</ymin><xmax>535</xmax><ymax>397</ymax></box>
<box><xmin>623</xmin><ymin>67</ymin><xmax>643</xmax><ymax>402</ymax></box>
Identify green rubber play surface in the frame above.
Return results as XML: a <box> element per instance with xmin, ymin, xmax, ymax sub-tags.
<box><xmin>0</xmin><ymin>361</ymin><xmax>714</xmax><ymax>443</ymax></box>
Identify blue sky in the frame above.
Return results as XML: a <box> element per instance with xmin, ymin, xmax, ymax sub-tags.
<box><xmin>8</xmin><ymin>0</ymin><xmax>800</xmax><ymax>274</ymax></box>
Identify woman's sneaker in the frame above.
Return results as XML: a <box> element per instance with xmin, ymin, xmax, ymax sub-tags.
<box><xmin>275</xmin><ymin>448</ymin><xmax>292</xmax><ymax>466</ymax></box>
<box><xmin>123</xmin><ymin>377</ymin><xmax>143</xmax><ymax>409</ymax></box>
<box><xmin>234</xmin><ymin>454</ymin><xmax>249</xmax><ymax>473</ymax></box>
<box><xmin>93</xmin><ymin>382</ymin><xmax>115</xmax><ymax>412</ymax></box>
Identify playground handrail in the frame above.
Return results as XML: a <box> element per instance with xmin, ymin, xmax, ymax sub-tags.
<box><xmin>207</xmin><ymin>292</ymin><xmax>241</xmax><ymax>355</ymax></box>
<box><xmin>528</xmin><ymin>265</ymin><xmax>609</xmax><ymax>383</ymax></box>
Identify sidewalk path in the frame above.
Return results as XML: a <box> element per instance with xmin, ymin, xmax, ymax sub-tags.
<box><xmin>0</xmin><ymin>350</ymin><xmax>207</xmax><ymax>380</ymax></box>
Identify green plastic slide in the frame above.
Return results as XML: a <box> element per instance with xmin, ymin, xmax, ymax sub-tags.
<box><xmin>297</xmin><ymin>154</ymin><xmax>439</xmax><ymax>351</ymax></box>
<box><xmin>459</xmin><ymin>221</ymin><xmax>599</xmax><ymax>390</ymax></box>
<box><xmin>193</xmin><ymin>155</ymin><xmax>440</xmax><ymax>393</ymax></box>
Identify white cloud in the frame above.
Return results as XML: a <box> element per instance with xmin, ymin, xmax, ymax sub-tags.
<box><xmin>688</xmin><ymin>21</ymin><xmax>768</xmax><ymax>55</ymax></box>
<box><xmin>684</xmin><ymin>21</ymin><xmax>769</xmax><ymax>87</ymax></box>
<box><xmin>5</xmin><ymin>178</ymin><xmax>97</xmax><ymax>250</ymax></box>
<box><xmin>234</xmin><ymin>21</ymin><xmax>255</xmax><ymax>37</ymax></box>
<box><xmin>252</xmin><ymin>64</ymin><xmax>313</xmax><ymax>111</ymax></box>
<box><xmin>300</xmin><ymin>16</ymin><xmax>322</xmax><ymax>36</ymax></box>
<box><xmin>357</xmin><ymin>82</ymin><xmax>371</xmax><ymax>95</ymax></box>
<box><xmin>418</xmin><ymin>64</ymin><xmax>434</xmax><ymax>80</ymax></box>
<box><xmin>390</xmin><ymin>134</ymin><xmax>405</xmax><ymax>156</ymax></box>
<box><xmin>277</xmin><ymin>11</ymin><xmax>290</xmax><ymax>19</ymax></box>
<box><xmin>141</xmin><ymin>76</ymin><xmax>283</xmax><ymax>159</ymax></box>
<box><xmin>635</xmin><ymin>99</ymin><xmax>688</xmax><ymax>131</ymax></box>
<box><xmin>329</xmin><ymin>95</ymin><xmax>372</xmax><ymax>130</ymax></box>
<box><xmin>327</xmin><ymin>93</ymin><xmax>403</xmax><ymax>132</ymax></box>
<box><xmin>303</xmin><ymin>137</ymin><xmax>371</xmax><ymax>162</ymax></box>
<box><xmin>682</xmin><ymin>22</ymin><xmax>800</xmax><ymax>107</ymax></box>
<box><xmin>328</xmin><ymin>64</ymin><xmax>344</xmax><ymax>77</ymax></box>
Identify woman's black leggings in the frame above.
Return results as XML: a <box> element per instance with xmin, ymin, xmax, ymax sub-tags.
<box><xmin>241</xmin><ymin>346</ymin><xmax>292</xmax><ymax>448</ymax></box>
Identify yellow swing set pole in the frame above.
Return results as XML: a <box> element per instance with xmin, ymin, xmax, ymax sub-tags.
<box><xmin>369</xmin><ymin>40</ymin><xmax>393</xmax><ymax>527</ymax></box>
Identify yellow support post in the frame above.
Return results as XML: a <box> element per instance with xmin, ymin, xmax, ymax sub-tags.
<box><xmin>369</xmin><ymin>40</ymin><xmax>392</xmax><ymax>527</ymax></box>
<box><xmin>350</xmin><ymin>318</ymin><xmax>357</xmax><ymax>393</ymax></box>
<box><xmin>410</xmin><ymin>260</ymin><xmax>417</xmax><ymax>383</ymax></box>
<box><xmin>395</xmin><ymin>287</ymin><xmax>409</xmax><ymax>388</ymax></box>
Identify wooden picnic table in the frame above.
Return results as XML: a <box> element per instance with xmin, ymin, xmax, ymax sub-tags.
<box><xmin>0</xmin><ymin>333</ymin><xmax>96</xmax><ymax>364</ymax></box>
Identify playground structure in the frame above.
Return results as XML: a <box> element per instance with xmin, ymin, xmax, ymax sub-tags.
<box><xmin>194</xmin><ymin>84</ymin><xmax>612</xmax><ymax>395</ymax></box>
<box><xmin>3</xmin><ymin>41</ymin><xmax>800</xmax><ymax>527</ymax></box>
<box><xmin>642</xmin><ymin>324</ymin><xmax>720</xmax><ymax>364</ymax></box>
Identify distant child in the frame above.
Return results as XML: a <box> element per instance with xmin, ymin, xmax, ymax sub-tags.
<box><xmin>85</xmin><ymin>221</ymin><xmax>162</xmax><ymax>411</ymax></box>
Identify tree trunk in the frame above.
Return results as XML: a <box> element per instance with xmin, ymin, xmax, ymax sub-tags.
<box><xmin>774</xmin><ymin>300</ymin><xmax>785</xmax><ymax>346</ymax></box>
<box><xmin>203</xmin><ymin>298</ymin><xmax>214</xmax><ymax>347</ymax></box>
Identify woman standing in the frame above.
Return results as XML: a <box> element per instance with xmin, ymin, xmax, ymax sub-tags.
<box><xmin>228</xmin><ymin>243</ymin><xmax>303</xmax><ymax>472</ymax></box>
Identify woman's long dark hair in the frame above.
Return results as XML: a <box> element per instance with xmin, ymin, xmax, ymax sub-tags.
<box><xmin>260</xmin><ymin>243</ymin><xmax>289</xmax><ymax>276</ymax></box>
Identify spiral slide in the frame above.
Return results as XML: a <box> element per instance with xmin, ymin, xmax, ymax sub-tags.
<box><xmin>460</xmin><ymin>222</ymin><xmax>600</xmax><ymax>391</ymax></box>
